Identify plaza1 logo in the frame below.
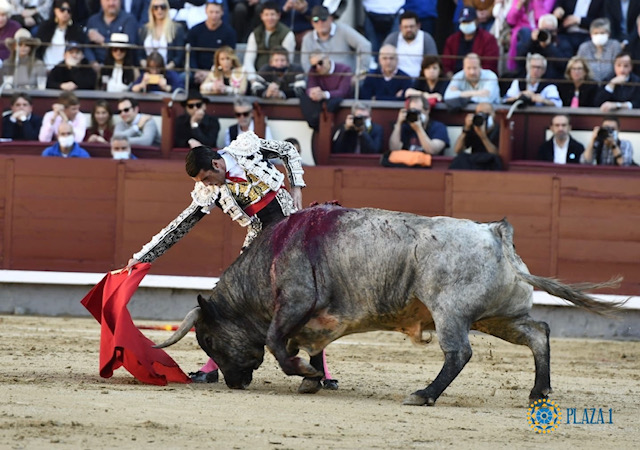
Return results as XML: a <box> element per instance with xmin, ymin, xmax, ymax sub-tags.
<box><xmin>527</xmin><ymin>399</ymin><xmax>562</xmax><ymax>434</ymax></box>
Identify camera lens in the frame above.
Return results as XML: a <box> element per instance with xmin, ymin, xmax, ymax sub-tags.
<box><xmin>472</xmin><ymin>114</ymin><xmax>486</xmax><ymax>127</ymax></box>
<box><xmin>405</xmin><ymin>109</ymin><xmax>420</xmax><ymax>123</ymax></box>
<box><xmin>353</xmin><ymin>116</ymin><xmax>364</xmax><ymax>127</ymax></box>
<box><xmin>596</xmin><ymin>128</ymin><xmax>610</xmax><ymax>141</ymax></box>
<box><xmin>537</xmin><ymin>29</ymin><xmax>549</xmax><ymax>43</ymax></box>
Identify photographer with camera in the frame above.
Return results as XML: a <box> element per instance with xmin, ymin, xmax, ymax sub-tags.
<box><xmin>449</xmin><ymin>102</ymin><xmax>502</xmax><ymax>171</ymax></box>
<box><xmin>389</xmin><ymin>95</ymin><xmax>449</xmax><ymax>154</ymax></box>
<box><xmin>504</xmin><ymin>53</ymin><xmax>562</xmax><ymax>107</ymax></box>
<box><xmin>331</xmin><ymin>102</ymin><xmax>383</xmax><ymax>154</ymax></box>
<box><xmin>581</xmin><ymin>117</ymin><xmax>634</xmax><ymax>166</ymax></box>
<box><xmin>515</xmin><ymin>14</ymin><xmax>573</xmax><ymax>79</ymax></box>
<box><xmin>252</xmin><ymin>47</ymin><xmax>304</xmax><ymax>99</ymax></box>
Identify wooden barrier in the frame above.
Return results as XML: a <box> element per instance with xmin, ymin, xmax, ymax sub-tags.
<box><xmin>0</xmin><ymin>154</ymin><xmax>638</xmax><ymax>294</ymax></box>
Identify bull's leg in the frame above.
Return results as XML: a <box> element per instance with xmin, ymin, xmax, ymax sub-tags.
<box><xmin>403</xmin><ymin>319</ymin><xmax>473</xmax><ymax>406</ymax></box>
<box><xmin>473</xmin><ymin>315</ymin><xmax>551</xmax><ymax>402</ymax></box>
<box><xmin>298</xmin><ymin>352</ymin><xmax>324</xmax><ymax>394</ymax></box>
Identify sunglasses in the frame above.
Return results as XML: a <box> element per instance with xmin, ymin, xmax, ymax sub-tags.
<box><xmin>59</xmin><ymin>7</ymin><xmax>71</xmax><ymax>13</ymax></box>
<box><xmin>186</xmin><ymin>102</ymin><xmax>203</xmax><ymax>109</ymax></box>
<box><xmin>118</xmin><ymin>106</ymin><xmax>132</xmax><ymax>114</ymax></box>
<box><xmin>312</xmin><ymin>16</ymin><xmax>328</xmax><ymax>23</ymax></box>
<box><xmin>235</xmin><ymin>111</ymin><xmax>251</xmax><ymax>117</ymax></box>
<box><xmin>152</xmin><ymin>4</ymin><xmax>168</xmax><ymax>10</ymax></box>
<box><xmin>311</xmin><ymin>60</ymin><xmax>324</xmax><ymax>69</ymax></box>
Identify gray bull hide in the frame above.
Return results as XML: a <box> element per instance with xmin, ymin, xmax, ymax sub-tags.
<box><xmin>157</xmin><ymin>204</ymin><xmax>624</xmax><ymax>405</ymax></box>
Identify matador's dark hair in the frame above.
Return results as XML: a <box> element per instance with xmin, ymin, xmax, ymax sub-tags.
<box><xmin>185</xmin><ymin>146</ymin><xmax>222</xmax><ymax>177</ymax></box>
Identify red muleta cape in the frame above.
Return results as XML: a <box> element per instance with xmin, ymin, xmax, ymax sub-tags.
<box><xmin>80</xmin><ymin>263</ymin><xmax>191</xmax><ymax>385</ymax></box>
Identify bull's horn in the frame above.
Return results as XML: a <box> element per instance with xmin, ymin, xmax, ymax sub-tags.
<box><xmin>153</xmin><ymin>307</ymin><xmax>202</xmax><ymax>348</ymax></box>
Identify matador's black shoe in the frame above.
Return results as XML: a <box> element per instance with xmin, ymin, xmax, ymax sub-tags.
<box><xmin>189</xmin><ymin>370</ymin><xmax>219</xmax><ymax>383</ymax></box>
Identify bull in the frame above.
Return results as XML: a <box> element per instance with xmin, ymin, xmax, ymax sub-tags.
<box><xmin>157</xmin><ymin>204</ymin><xmax>624</xmax><ymax>405</ymax></box>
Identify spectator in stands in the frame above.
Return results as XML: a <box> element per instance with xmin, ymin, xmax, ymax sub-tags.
<box><xmin>39</xmin><ymin>91</ymin><xmax>87</xmax><ymax>142</ymax></box>
<box><xmin>188</xmin><ymin>0</ymin><xmax>237</xmax><ymax>86</ymax></box>
<box><xmin>331</xmin><ymin>101</ymin><xmax>383</xmax><ymax>154</ymax></box>
<box><xmin>553</xmin><ymin>0</ymin><xmax>605</xmax><ymax>54</ymax></box>
<box><xmin>173</xmin><ymin>0</ymin><xmax>231</xmax><ymax>30</ymax></box>
<box><xmin>174</xmin><ymin>91</ymin><xmax>220</xmax><ymax>148</ymax></box>
<box><xmin>9</xmin><ymin>0</ymin><xmax>51</xmax><ymax>31</ymax></box>
<box><xmin>1</xmin><ymin>92</ymin><xmax>42</xmax><ymax>141</ymax></box>
<box><xmin>85</xmin><ymin>99</ymin><xmax>114</xmax><ymax>144</ymax></box>
<box><xmin>138</xmin><ymin>0</ymin><xmax>187</xmax><ymax>72</ymax></box>
<box><xmin>131</xmin><ymin>51</ymin><xmax>183</xmax><ymax>93</ymax></box>
<box><xmin>100</xmin><ymin>33</ymin><xmax>138</xmax><ymax>92</ymax></box>
<box><xmin>242</xmin><ymin>1</ymin><xmax>295</xmax><ymax>76</ymax></box>
<box><xmin>403</xmin><ymin>0</ymin><xmax>438</xmax><ymax>35</ymax></box>
<box><xmin>444</xmin><ymin>52</ymin><xmax>501</xmax><ymax>106</ymax></box>
<box><xmin>0</xmin><ymin>0</ymin><xmax>21</xmax><ymax>62</ymax></box>
<box><xmin>515</xmin><ymin>13</ymin><xmax>572</xmax><ymax>79</ymax></box>
<box><xmin>119</xmin><ymin>0</ymin><xmax>148</xmax><ymax>25</ymax></box>
<box><xmin>200</xmin><ymin>46</ymin><xmax>248</xmax><ymax>95</ymax></box>
<box><xmin>627</xmin><ymin>13</ymin><xmax>640</xmax><ymax>76</ymax></box>
<box><xmin>470</xmin><ymin>0</ymin><xmax>496</xmax><ymax>31</ymax></box>
<box><xmin>2</xmin><ymin>28</ymin><xmax>46</xmax><ymax>89</ymax></box>
<box><xmin>305</xmin><ymin>51</ymin><xmax>351</xmax><ymax>100</ymax></box>
<box><xmin>449</xmin><ymin>102</ymin><xmax>502</xmax><ymax>170</ymax></box>
<box><xmin>252</xmin><ymin>46</ymin><xmax>304</xmax><ymax>99</ymax></box>
<box><xmin>84</xmin><ymin>0</ymin><xmax>139</xmax><ymax>70</ymax></box>
<box><xmin>224</xmin><ymin>97</ymin><xmax>273</xmax><ymax>146</ymax></box>
<box><xmin>405</xmin><ymin>55</ymin><xmax>448</xmax><ymax>105</ymax></box>
<box><xmin>114</xmin><ymin>97</ymin><xmax>161</xmax><ymax>147</ymax></box>
<box><xmin>362</xmin><ymin>0</ymin><xmax>404</xmax><ymax>57</ymax></box>
<box><xmin>360</xmin><ymin>45</ymin><xmax>412</xmax><ymax>101</ymax></box>
<box><xmin>41</xmin><ymin>121</ymin><xmax>90</xmax><ymax>158</ymax></box>
<box><xmin>581</xmin><ymin>116</ymin><xmax>634</xmax><ymax>166</ymax></box>
<box><xmin>595</xmin><ymin>52</ymin><xmax>640</xmax><ymax>112</ymax></box>
<box><xmin>537</xmin><ymin>114</ymin><xmax>584</xmax><ymax>164</ymax></box>
<box><xmin>36</xmin><ymin>0</ymin><xmax>87</xmax><ymax>70</ymax></box>
<box><xmin>389</xmin><ymin>95</ymin><xmax>449</xmax><ymax>155</ymax></box>
<box><xmin>604</xmin><ymin>1</ymin><xmax>640</xmax><ymax>46</ymax></box>
<box><xmin>504</xmin><ymin>0</ymin><xmax>554</xmax><ymax>73</ymax></box>
<box><xmin>46</xmin><ymin>41</ymin><xmax>97</xmax><ymax>90</ymax></box>
<box><xmin>442</xmin><ymin>7</ymin><xmax>499</xmax><ymax>77</ymax></box>
<box><xmin>300</xmin><ymin>5</ymin><xmax>371</xmax><ymax>74</ymax></box>
<box><xmin>110</xmin><ymin>134</ymin><xmax>136</xmax><ymax>159</ymax></box>
<box><xmin>231</xmin><ymin>0</ymin><xmax>262</xmax><ymax>43</ymax></box>
<box><xmin>558</xmin><ymin>56</ymin><xmax>597</xmax><ymax>107</ymax></box>
<box><xmin>277</xmin><ymin>0</ymin><xmax>321</xmax><ymax>47</ymax></box>
<box><xmin>504</xmin><ymin>53</ymin><xmax>562</xmax><ymax>106</ymax></box>
<box><xmin>382</xmin><ymin>10</ymin><xmax>438</xmax><ymax>79</ymax></box>
<box><xmin>576</xmin><ymin>18</ymin><xmax>621</xmax><ymax>82</ymax></box>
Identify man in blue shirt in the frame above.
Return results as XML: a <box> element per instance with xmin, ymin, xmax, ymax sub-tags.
<box><xmin>188</xmin><ymin>0</ymin><xmax>237</xmax><ymax>85</ymax></box>
<box><xmin>360</xmin><ymin>44</ymin><xmax>412</xmax><ymax>101</ymax></box>
<box><xmin>42</xmin><ymin>122</ymin><xmax>91</xmax><ymax>158</ymax></box>
<box><xmin>84</xmin><ymin>0</ymin><xmax>139</xmax><ymax>69</ymax></box>
<box><xmin>389</xmin><ymin>95</ymin><xmax>449</xmax><ymax>154</ymax></box>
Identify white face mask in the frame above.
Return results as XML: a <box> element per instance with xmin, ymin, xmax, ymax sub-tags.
<box><xmin>591</xmin><ymin>34</ymin><xmax>608</xmax><ymax>46</ymax></box>
<box><xmin>58</xmin><ymin>135</ymin><xmax>75</xmax><ymax>148</ymax></box>
<box><xmin>487</xmin><ymin>116</ymin><xmax>494</xmax><ymax>129</ymax></box>
<box><xmin>459</xmin><ymin>22</ymin><xmax>477</xmax><ymax>35</ymax></box>
<box><xmin>420</xmin><ymin>113</ymin><xmax>427</xmax><ymax>123</ymax></box>
<box><xmin>112</xmin><ymin>151</ymin><xmax>131</xmax><ymax>160</ymax></box>
<box><xmin>364</xmin><ymin>118</ymin><xmax>372</xmax><ymax>129</ymax></box>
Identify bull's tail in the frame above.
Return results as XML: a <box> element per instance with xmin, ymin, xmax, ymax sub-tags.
<box><xmin>495</xmin><ymin>219</ymin><xmax>627</xmax><ymax>317</ymax></box>
<box><xmin>154</xmin><ymin>306</ymin><xmax>202</xmax><ymax>348</ymax></box>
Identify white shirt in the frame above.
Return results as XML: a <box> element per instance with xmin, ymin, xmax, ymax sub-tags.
<box><xmin>553</xmin><ymin>137</ymin><xmax>569</xmax><ymax>164</ymax></box>
<box><xmin>144</xmin><ymin>34</ymin><xmax>169</xmax><ymax>63</ymax></box>
<box><xmin>43</xmin><ymin>28</ymin><xmax>66</xmax><ymax>70</ymax></box>
<box><xmin>396</xmin><ymin>30</ymin><xmax>425</xmax><ymax>78</ymax></box>
<box><xmin>362</xmin><ymin>0</ymin><xmax>405</xmax><ymax>14</ymax></box>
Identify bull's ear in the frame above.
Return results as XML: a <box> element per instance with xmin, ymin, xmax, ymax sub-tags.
<box><xmin>197</xmin><ymin>294</ymin><xmax>218</xmax><ymax>319</ymax></box>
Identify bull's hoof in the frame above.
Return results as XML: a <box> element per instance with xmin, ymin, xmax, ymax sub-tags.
<box><xmin>298</xmin><ymin>377</ymin><xmax>322</xmax><ymax>394</ymax></box>
<box><xmin>402</xmin><ymin>393</ymin><xmax>436</xmax><ymax>406</ymax></box>
<box><xmin>529</xmin><ymin>387</ymin><xmax>552</xmax><ymax>402</ymax></box>
<box><xmin>322</xmin><ymin>379</ymin><xmax>339</xmax><ymax>390</ymax></box>
<box><xmin>189</xmin><ymin>370</ymin><xmax>219</xmax><ymax>383</ymax></box>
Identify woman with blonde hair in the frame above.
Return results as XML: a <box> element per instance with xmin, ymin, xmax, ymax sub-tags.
<box><xmin>200</xmin><ymin>46</ymin><xmax>248</xmax><ymax>96</ymax></box>
<box><xmin>2</xmin><ymin>28</ymin><xmax>46</xmax><ymax>89</ymax></box>
<box><xmin>558</xmin><ymin>56</ymin><xmax>596</xmax><ymax>107</ymax></box>
<box><xmin>138</xmin><ymin>0</ymin><xmax>187</xmax><ymax>72</ymax></box>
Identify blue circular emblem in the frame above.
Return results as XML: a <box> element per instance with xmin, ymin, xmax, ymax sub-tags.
<box><xmin>527</xmin><ymin>399</ymin><xmax>561</xmax><ymax>434</ymax></box>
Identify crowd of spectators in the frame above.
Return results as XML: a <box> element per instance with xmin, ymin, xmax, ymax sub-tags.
<box><xmin>0</xmin><ymin>0</ymin><xmax>637</xmax><ymax>168</ymax></box>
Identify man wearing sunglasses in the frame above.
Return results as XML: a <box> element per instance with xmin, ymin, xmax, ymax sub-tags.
<box><xmin>224</xmin><ymin>97</ymin><xmax>272</xmax><ymax>146</ymax></box>
<box><xmin>114</xmin><ymin>96</ymin><xmax>161</xmax><ymax>147</ymax></box>
<box><xmin>174</xmin><ymin>91</ymin><xmax>221</xmax><ymax>148</ymax></box>
<box><xmin>300</xmin><ymin>5</ymin><xmax>371</xmax><ymax>74</ymax></box>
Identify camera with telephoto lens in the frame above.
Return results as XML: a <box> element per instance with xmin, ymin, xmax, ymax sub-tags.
<box><xmin>405</xmin><ymin>109</ymin><xmax>421</xmax><ymax>123</ymax></box>
<box><xmin>537</xmin><ymin>29</ymin><xmax>550</xmax><ymax>43</ymax></box>
<box><xmin>596</xmin><ymin>126</ymin><xmax>616</xmax><ymax>142</ymax></box>
<box><xmin>472</xmin><ymin>112</ymin><xmax>488</xmax><ymax>127</ymax></box>
<box><xmin>353</xmin><ymin>115</ymin><xmax>365</xmax><ymax>127</ymax></box>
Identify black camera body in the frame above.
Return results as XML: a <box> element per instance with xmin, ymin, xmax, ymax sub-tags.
<box><xmin>472</xmin><ymin>112</ymin><xmax>488</xmax><ymax>127</ymax></box>
<box><xmin>405</xmin><ymin>109</ymin><xmax>421</xmax><ymax>123</ymax></box>
<box><xmin>353</xmin><ymin>115</ymin><xmax>365</xmax><ymax>127</ymax></box>
<box><xmin>537</xmin><ymin>29</ymin><xmax>550</xmax><ymax>43</ymax></box>
<box><xmin>596</xmin><ymin>127</ymin><xmax>615</xmax><ymax>142</ymax></box>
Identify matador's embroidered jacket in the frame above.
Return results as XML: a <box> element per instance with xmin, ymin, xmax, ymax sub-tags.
<box><xmin>133</xmin><ymin>132</ymin><xmax>305</xmax><ymax>262</ymax></box>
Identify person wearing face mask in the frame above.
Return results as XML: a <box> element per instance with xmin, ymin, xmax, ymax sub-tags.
<box><xmin>389</xmin><ymin>95</ymin><xmax>449</xmax><ymax>155</ymax></box>
<box><xmin>46</xmin><ymin>42</ymin><xmax>97</xmax><ymax>90</ymax></box>
<box><xmin>442</xmin><ymin>7</ymin><xmax>499</xmax><ymax>77</ymax></box>
<box><xmin>110</xmin><ymin>135</ymin><xmax>137</xmax><ymax>160</ymax></box>
<box><xmin>41</xmin><ymin>121</ymin><xmax>90</xmax><ymax>158</ymax></box>
<box><xmin>331</xmin><ymin>102</ymin><xmax>383</xmax><ymax>154</ymax></box>
<box><xmin>577</xmin><ymin>18</ymin><xmax>622</xmax><ymax>82</ymax></box>
<box><xmin>449</xmin><ymin>102</ymin><xmax>502</xmax><ymax>171</ymax></box>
